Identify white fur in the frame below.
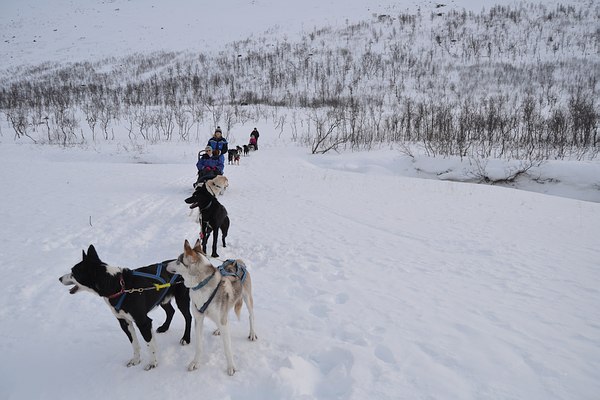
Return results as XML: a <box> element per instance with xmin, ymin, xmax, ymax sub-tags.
<box><xmin>60</xmin><ymin>268</ymin><xmax>159</xmax><ymax>370</ymax></box>
<box><xmin>167</xmin><ymin>240</ymin><xmax>257</xmax><ymax>375</ymax></box>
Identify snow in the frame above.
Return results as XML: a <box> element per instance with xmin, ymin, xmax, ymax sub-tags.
<box><xmin>1</xmin><ymin>0</ymin><xmax>523</xmax><ymax>69</ymax></box>
<box><xmin>1</xmin><ymin>0</ymin><xmax>599</xmax><ymax>399</ymax></box>
<box><xmin>1</xmin><ymin>136</ymin><xmax>599</xmax><ymax>399</ymax></box>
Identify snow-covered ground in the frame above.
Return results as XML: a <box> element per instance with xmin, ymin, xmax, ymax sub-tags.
<box><xmin>1</xmin><ymin>0</ymin><xmax>599</xmax><ymax>399</ymax></box>
<box><xmin>0</xmin><ymin>130</ymin><xmax>599</xmax><ymax>399</ymax></box>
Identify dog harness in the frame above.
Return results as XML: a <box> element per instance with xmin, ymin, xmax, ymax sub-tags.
<box><xmin>218</xmin><ymin>259</ymin><xmax>247</xmax><ymax>283</ymax></box>
<box><xmin>112</xmin><ymin>262</ymin><xmax>180</xmax><ymax>312</ymax></box>
<box><xmin>193</xmin><ymin>260</ymin><xmax>247</xmax><ymax>313</ymax></box>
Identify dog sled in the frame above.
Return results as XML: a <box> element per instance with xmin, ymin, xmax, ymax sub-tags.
<box><xmin>194</xmin><ymin>168</ymin><xmax>220</xmax><ymax>187</ymax></box>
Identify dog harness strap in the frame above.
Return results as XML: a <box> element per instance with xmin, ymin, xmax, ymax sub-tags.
<box><xmin>218</xmin><ymin>259</ymin><xmax>247</xmax><ymax>283</ymax></box>
<box><xmin>144</xmin><ymin>262</ymin><xmax>179</xmax><ymax>309</ymax></box>
<box><xmin>114</xmin><ymin>291</ymin><xmax>127</xmax><ymax>311</ymax></box>
<box><xmin>191</xmin><ymin>272</ymin><xmax>215</xmax><ymax>291</ymax></box>
<box><xmin>200</xmin><ymin>200</ymin><xmax>213</xmax><ymax>211</ymax></box>
<box><xmin>131</xmin><ymin>263</ymin><xmax>166</xmax><ymax>284</ymax></box>
<box><xmin>111</xmin><ymin>262</ymin><xmax>180</xmax><ymax>311</ymax></box>
<box><xmin>198</xmin><ymin>281</ymin><xmax>223</xmax><ymax>314</ymax></box>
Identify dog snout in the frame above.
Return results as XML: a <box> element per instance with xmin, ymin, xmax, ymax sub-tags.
<box><xmin>59</xmin><ymin>273</ymin><xmax>72</xmax><ymax>285</ymax></box>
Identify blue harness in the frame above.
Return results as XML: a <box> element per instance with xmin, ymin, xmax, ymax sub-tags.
<box><xmin>218</xmin><ymin>259</ymin><xmax>247</xmax><ymax>283</ymax></box>
<box><xmin>114</xmin><ymin>262</ymin><xmax>180</xmax><ymax>312</ymax></box>
<box><xmin>192</xmin><ymin>259</ymin><xmax>248</xmax><ymax>313</ymax></box>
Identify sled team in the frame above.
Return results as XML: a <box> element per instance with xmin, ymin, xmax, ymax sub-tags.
<box><xmin>60</xmin><ymin>125</ymin><xmax>261</xmax><ymax>375</ymax></box>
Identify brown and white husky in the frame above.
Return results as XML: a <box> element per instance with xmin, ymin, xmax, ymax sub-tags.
<box><xmin>167</xmin><ymin>239</ymin><xmax>257</xmax><ymax>375</ymax></box>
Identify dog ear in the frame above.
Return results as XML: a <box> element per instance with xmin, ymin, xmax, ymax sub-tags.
<box><xmin>87</xmin><ymin>245</ymin><xmax>100</xmax><ymax>262</ymax></box>
<box><xmin>193</xmin><ymin>239</ymin><xmax>203</xmax><ymax>254</ymax></box>
<box><xmin>184</xmin><ymin>239</ymin><xmax>196</xmax><ymax>257</ymax></box>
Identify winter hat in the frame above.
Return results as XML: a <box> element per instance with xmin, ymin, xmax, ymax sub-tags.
<box><xmin>205</xmin><ymin>145</ymin><xmax>212</xmax><ymax>152</ymax></box>
<box><xmin>215</xmin><ymin>126</ymin><xmax>222</xmax><ymax>133</ymax></box>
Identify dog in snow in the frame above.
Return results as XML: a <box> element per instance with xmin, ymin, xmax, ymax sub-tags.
<box><xmin>59</xmin><ymin>245</ymin><xmax>192</xmax><ymax>370</ymax></box>
<box><xmin>167</xmin><ymin>239</ymin><xmax>257</xmax><ymax>375</ymax></box>
<box><xmin>205</xmin><ymin>175</ymin><xmax>229</xmax><ymax>197</ymax></box>
<box><xmin>227</xmin><ymin>148</ymin><xmax>241</xmax><ymax>165</ymax></box>
<box><xmin>185</xmin><ymin>183</ymin><xmax>230</xmax><ymax>258</ymax></box>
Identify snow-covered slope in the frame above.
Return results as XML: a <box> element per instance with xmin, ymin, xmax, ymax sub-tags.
<box><xmin>2</xmin><ymin>0</ymin><xmax>537</xmax><ymax>68</ymax></box>
<box><xmin>0</xmin><ymin>134</ymin><xmax>598</xmax><ymax>399</ymax></box>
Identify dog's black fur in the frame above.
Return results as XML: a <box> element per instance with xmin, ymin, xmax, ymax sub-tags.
<box><xmin>59</xmin><ymin>245</ymin><xmax>192</xmax><ymax>368</ymax></box>
<box><xmin>185</xmin><ymin>184</ymin><xmax>230</xmax><ymax>257</ymax></box>
<box><xmin>227</xmin><ymin>148</ymin><xmax>240</xmax><ymax>165</ymax></box>
<box><xmin>243</xmin><ymin>145</ymin><xmax>249</xmax><ymax>156</ymax></box>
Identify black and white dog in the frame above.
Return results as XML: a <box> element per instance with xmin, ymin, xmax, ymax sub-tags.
<box><xmin>185</xmin><ymin>184</ymin><xmax>230</xmax><ymax>258</ymax></box>
<box><xmin>227</xmin><ymin>148</ymin><xmax>240</xmax><ymax>165</ymax></box>
<box><xmin>59</xmin><ymin>245</ymin><xmax>192</xmax><ymax>370</ymax></box>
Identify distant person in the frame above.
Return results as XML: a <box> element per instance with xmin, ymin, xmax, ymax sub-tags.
<box><xmin>208</xmin><ymin>126</ymin><xmax>228</xmax><ymax>155</ymax></box>
<box><xmin>250</xmin><ymin>127</ymin><xmax>260</xmax><ymax>150</ymax></box>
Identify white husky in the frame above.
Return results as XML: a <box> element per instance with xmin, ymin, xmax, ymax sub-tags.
<box><xmin>167</xmin><ymin>239</ymin><xmax>257</xmax><ymax>375</ymax></box>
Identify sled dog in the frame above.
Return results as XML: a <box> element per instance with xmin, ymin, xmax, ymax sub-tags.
<box><xmin>59</xmin><ymin>245</ymin><xmax>192</xmax><ymax>370</ymax></box>
<box><xmin>205</xmin><ymin>175</ymin><xmax>229</xmax><ymax>196</ymax></box>
<box><xmin>227</xmin><ymin>148</ymin><xmax>240</xmax><ymax>165</ymax></box>
<box><xmin>185</xmin><ymin>183</ymin><xmax>230</xmax><ymax>258</ymax></box>
<box><xmin>167</xmin><ymin>239</ymin><xmax>257</xmax><ymax>375</ymax></box>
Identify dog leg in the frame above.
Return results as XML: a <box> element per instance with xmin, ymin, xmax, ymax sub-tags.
<box><xmin>244</xmin><ymin>290</ymin><xmax>258</xmax><ymax>341</ymax></box>
<box><xmin>216</xmin><ymin>297</ymin><xmax>236</xmax><ymax>375</ymax></box>
<box><xmin>201</xmin><ymin>223</ymin><xmax>211</xmax><ymax>255</ymax></box>
<box><xmin>136</xmin><ymin>316</ymin><xmax>158</xmax><ymax>370</ymax></box>
<box><xmin>211</xmin><ymin>229</ymin><xmax>220</xmax><ymax>258</ymax></box>
<box><xmin>219</xmin><ymin>323</ymin><xmax>236</xmax><ymax>375</ymax></box>
<box><xmin>188</xmin><ymin>310</ymin><xmax>205</xmax><ymax>371</ymax></box>
<box><xmin>175</xmin><ymin>291</ymin><xmax>192</xmax><ymax>345</ymax></box>
<box><xmin>156</xmin><ymin>302</ymin><xmax>175</xmax><ymax>333</ymax></box>
<box><xmin>118</xmin><ymin>318</ymin><xmax>141</xmax><ymax>367</ymax></box>
<box><xmin>221</xmin><ymin>217</ymin><xmax>230</xmax><ymax>249</ymax></box>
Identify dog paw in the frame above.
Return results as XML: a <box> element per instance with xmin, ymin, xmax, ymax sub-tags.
<box><xmin>211</xmin><ymin>253</ymin><xmax>219</xmax><ymax>258</ymax></box>
<box><xmin>144</xmin><ymin>362</ymin><xmax>158</xmax><ymax>371</ymax></box>
<box><xmin>180</xmin><ymin>337</ymin><xmax>190</xmax><ymax>345</ymax></box>
<box><xmin>248</xmin><ymin>332</ymin><xmax>258</xmax><ymax>341</ymax></box>
<box><xmin>227</xmin><ymin>366</ymin><xmax>237</xmax><ymax>376</ymax></box>
<box><xmin>188</xmin><ymin>361</ymin><xmax>200</xmax><ymax>371</ymax></box>
<box><xmin>126</xmin><ymin>357</ymin><xmax>141</xmax><ymax>367</ymax></box>
<box><xmin>156</xmin><ymin>325</ymin><xmax>169</xmax><ymax>333</ymax></box>
<box><xmin>212</xmin><ymin>328</ymin><xmax>221</xmax><ymax>336</ymax></box>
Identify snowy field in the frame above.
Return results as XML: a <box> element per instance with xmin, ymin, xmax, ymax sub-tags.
<box><xmin>1</xmin><ymin>0</ymin><xmax>599</xmax><ymax>399</ymax></box>
<box><xmin>0</xmin><ymin>133</ymin><xmax>599</xmax><ymax>400</ymax></box>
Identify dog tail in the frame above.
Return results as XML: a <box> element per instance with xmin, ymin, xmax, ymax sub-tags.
<box><xmin>234</xmin><ymin>299</ymin><xmax>242</xmax><ymax>320</ymax></box>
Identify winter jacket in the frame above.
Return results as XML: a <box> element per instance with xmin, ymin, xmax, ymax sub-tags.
<box><xmin>207</xmin><ymin>136</ymin><xmax>228</xmax><ymax>154</ymax></box>
<box><xmin>197</xmin><ymin>153</ymin><xmax>224</xmax><ymax>174</ymax></box>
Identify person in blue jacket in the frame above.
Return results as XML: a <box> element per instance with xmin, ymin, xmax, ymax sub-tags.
<box><xmin>207</xmin><ymin>126</ymin><xmax>228</xmax><ymax>155</ymax></box>
<box><xmin>196</xmin><ymin>146</ymin><xmax>223</xmax><ymax>183</ymax></box>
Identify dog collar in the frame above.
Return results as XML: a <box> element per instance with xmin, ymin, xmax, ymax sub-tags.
<box><xmin>107</xmin><ymin>275</ymin><xmax>126</xmax><ymax>299</ymax></box>
<box><xmin>199</xmin><ymin>200</ymin><xmax>213</xmax><ymax>211</ymax></box>
<box><xmin>191</xmin><ymin>272</ymin><xmax>215</xmax><ymax>291</ymax></box>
